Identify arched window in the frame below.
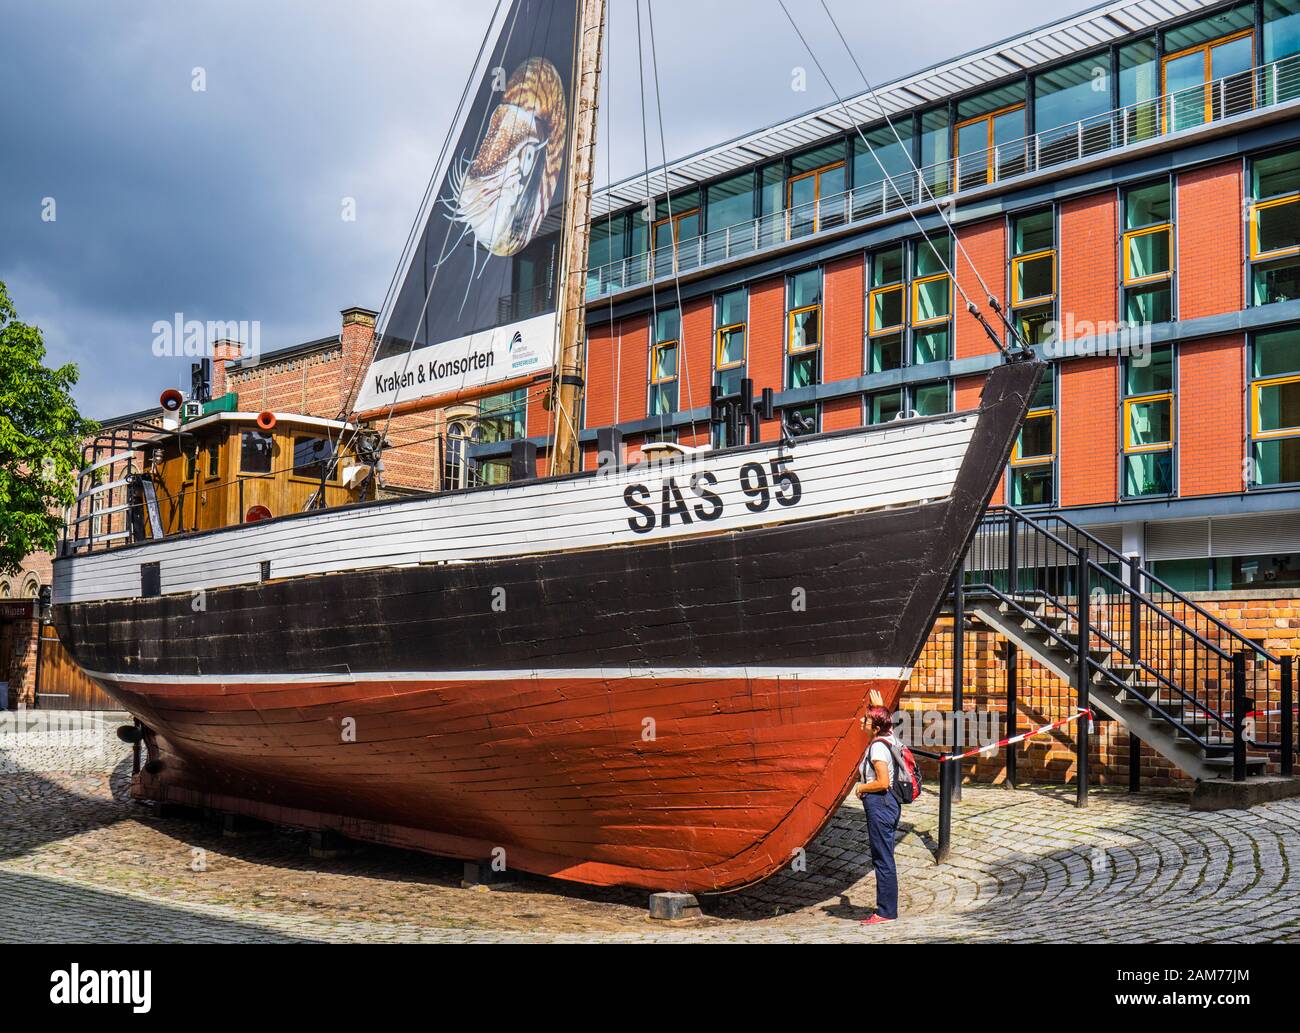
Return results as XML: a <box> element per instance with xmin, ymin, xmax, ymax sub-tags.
<box><xmin>444</xmin><ymin>421</ymin><xmax>468</xmax><ymax>491</ymax></box>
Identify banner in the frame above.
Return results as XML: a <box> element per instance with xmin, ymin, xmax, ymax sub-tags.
<box><xmin>357</xmin><ymin>0</ymin><xmax>578</xmax><ymax>413</ymax></box>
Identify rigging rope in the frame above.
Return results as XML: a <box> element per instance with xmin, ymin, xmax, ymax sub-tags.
<box><xmin>776</xmin><ymin>0</ymin><xmax>1024</xmax><ymax>359</ymax></box>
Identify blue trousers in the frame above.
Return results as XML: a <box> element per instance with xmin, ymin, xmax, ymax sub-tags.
<box><xmin>863</xmin><ymin>790</ymin><xmax>901</xmax><ymax>919</ymax></box>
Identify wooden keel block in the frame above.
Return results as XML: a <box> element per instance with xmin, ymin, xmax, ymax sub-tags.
<box><xmin>221</xmin><ymin>813</ymin><xmax>269</xmax><ymax>839</ymax></box>
<box><xmin>461</xmin><ymin>860</ymin><xmax>516</xmax><ymax>889</ymax></box>
<box><xmin>647</xmin><ymin>892</ymin><xmax>701</xmax><ymax>922</ymax></box>
<box><xmin>309</xmin><ymin>830</ymin><xmax>361</xmax><ymax>860</ymax></box>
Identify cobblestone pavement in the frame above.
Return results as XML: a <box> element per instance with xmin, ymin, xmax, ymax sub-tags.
<box><xmin>2</xmin><ymin>713</ymin><xmax>1298</xmax><ymax>943</ymax></box>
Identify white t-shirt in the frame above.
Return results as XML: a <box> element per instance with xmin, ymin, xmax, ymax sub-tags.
<box><xmin>861</xmin><ymin>736</ymin><xmax>896</xmax><ymax>788</ymax></box>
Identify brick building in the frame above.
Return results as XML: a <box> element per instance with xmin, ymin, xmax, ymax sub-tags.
<box><xmin>469</xmin><ymin>0</ymin><xmax>1300</xmax><ymax>784</ymax></box>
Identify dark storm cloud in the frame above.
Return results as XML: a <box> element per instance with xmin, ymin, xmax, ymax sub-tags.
<box><xmin>0</xmin><ymin>0</ymin><xmax>1088</xmax><ymax>418</ymax></box>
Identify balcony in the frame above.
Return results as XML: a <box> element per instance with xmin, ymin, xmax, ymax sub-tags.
<box><xmin>586</xmin><ymin>56</ymin><xmax>1300</xmax><ymax>302</ymax></box>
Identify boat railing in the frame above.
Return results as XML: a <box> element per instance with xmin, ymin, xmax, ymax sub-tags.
<box><xmin>61</xmin><ymin>422</ymin><xmax>163</xmax><ymax>557</ymax></box>
<box><xmin>586</xmin><ymin>55</ymin><xmax>1300</xmax><ymax>300</ymax></box>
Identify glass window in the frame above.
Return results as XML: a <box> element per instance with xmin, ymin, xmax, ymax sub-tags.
<box><xmin>854</xmin><ymin>122</ymin><xmax>916</xmax><ymax>216</ymax></box>
<box><xmin>206</xmin><ymin>443</ymin><xmax>220</xmax><ymax>479</ymax></box>
<box><xmin>240</xmin><ymin>431</ymin><xmax>274</xmax><ymax>475</ymax></box>
<box><xmin>1250</xmin><ymin>149</ymin><xmax>1300</xmax><ymax>305</ymax></box>
<box><xmin>787</xmin><ymin>269</ymin><xmax>823</xmax><ymax>388</ymax></box>
<box><xmin>1122</xmin><ymin>346</ymin><xmax>1175</xmax><ymax>498</ymax></box>
<box><xmin>1119</xmin><ymin>38</ymin><xmax>1160</xmax><ymax>143</ymax></box>
<box><xmin>920</xmin><ymin>109</ymin><xmax>951</xmax><ymax>197</ymax></box>
<box><xmin>650</xmin><ymin>308</ymin><xmax>680</xmax><ymax>417</ymax></box>
<box><xmin>913</xmin><ymin>382</ymin><xmax>951</xmax><ymax>417</ymax></box>
<box><xmin>1035</xmin><ymin>54</ymin><xmax>1114</xmax><ymax>165</ymax></box>
<box><xmin>1216</xmin><ymin>551</ymin><xmax>1300</xmax><ymax>589</ymax></box>
<box><xmin>867</xmin><ymin>389</ymin><xmax>903</xmax><ymax>424</ymax></box>
<box><xmin>1011</xmin><ymin>209</ymin><xmax>1056</xmax><ymax>346</ymax></box>
<box><xmin>869</xmin><ymin>333</ymin><xmax>903</xmax><ymax>373</ymax></box>
<box><xmin>912</xmin><ymin>276</ymin><xmax>951</xmax><ymax>325</ymax></box>
<box><xmin>1250</xmin><ymin>327</ymin><xmax>1300</xmax><ymax>486</ymax></box>
<box><xmin>913</xmin><ymin>327</ymin><xmax>950</xmax><ymax>365</ymax></box>
<box><xmin>955</xmin><ymin>84</ymin><xmax>1027</xmax><ymax>190</ymax></box>
<box><xmin>1009</xmin><ymin>368</ymin><xmax>1055</xmax><ymax>507</ymax></box>
<box><xmin>1122</xmin><ymin>181</ymin><xmax>1173</xmax><ymax>322</ymax></box>
<box><xmin>293</xmin><ymin>437</ymin><xmax>336</xmax><ymax>480</ymax></box>
<box><xmin>715</xmin><ymin>288</ymin><xmax>748</xmax><ymax>398</ymax></box>
<box><xmin>479</xmin><ymin>389</ymin><xmax>527</xmax><ymax>444</ymax></box>
<box><xmin>707</xmin><ymin>173</ymin><xmax>755</xmax><ymax>234</ymax></box>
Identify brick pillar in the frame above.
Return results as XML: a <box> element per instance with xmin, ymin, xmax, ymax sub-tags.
<box><xmin>339</xmin><ymin>307</ymin><xmax>378</xmax><ymax>413</ymax></box>
<box><xmin>211</xmin><ymin>339</ymin><xmax>243</xmax><ymax>402</ymax></box>
<box><xmin>10</xmin><ymin>616</ymin><xmax>39</xmax><ymax>708</ymax></box>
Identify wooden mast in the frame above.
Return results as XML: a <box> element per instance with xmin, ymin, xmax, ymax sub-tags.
<box><xmin>549</xmin><ymin>0</ymin><xmax>606</xmax><ymax>476</ymax></box>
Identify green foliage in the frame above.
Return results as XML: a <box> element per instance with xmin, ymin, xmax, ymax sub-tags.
<box><xmin>0</xmin><ymin>281</ymin><xmax>97</xmax><ymax>574</ymax></box>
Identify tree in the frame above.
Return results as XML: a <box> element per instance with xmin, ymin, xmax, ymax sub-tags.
<box><xmin>0</xmin><ymin>280</ymin><xmax>97</xmax><ymax>575</ymax></box>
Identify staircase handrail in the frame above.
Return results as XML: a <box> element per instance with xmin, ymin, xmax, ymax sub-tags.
<box><xmin>992</xmin><ymin>506</ymin><xmax>1281</xmax><ymax>664</ymax></box>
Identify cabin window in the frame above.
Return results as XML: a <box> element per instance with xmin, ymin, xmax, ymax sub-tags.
<box><xmin>1009</xmin><ymin>370</ymin><xmax>1057</xmax><ymax>507</ymax></box>
<box><xmin>1249</xmin><ymin>148</ymin><xmax>1300</xmax><ymax>306</ymax></box>
<box><xmin>648</xmin><ymin>308</ymin><xmax>681</xmax><ymax>418</ymax></box>
<box><xmin>1122</xmin><ymin>344</ymin><xmax>1175</xmax><ymax>498</ymax></box>
<box><xmin>240</xmin><ymin>431</ymin><xmax>275</xmax><ymax>475</ymax></box>
<box><xmin>206</xmin><ymin>443</ymin><xmax>220</xmax><ymax>479</ymax></box>
<box><xmin>1121</xmin><ymin>180</ymin><xmax>1174</xmax><ymax>325</ymax></box>
<box><xmin>1250</xmin><ymin>326</ymin><xmax>1300</xmax><ymax>486</ymax></box>
<box><xmin>293</xmin><ymin>437</ymin><xmax>336</xmax><ymax>480</ymax></box>
<box><xmin>184</xmin><ymin>449</ymin><xmax>197</xmax><ymax>482</ymax></box>
<box><xmin>1010</xmin><ymin>208</ymin><xmax>1057</xmax><ymax>346</ymax></box>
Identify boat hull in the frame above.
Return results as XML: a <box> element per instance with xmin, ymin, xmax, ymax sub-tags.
<box><xmin>54</xmin><ymin>360</ymin><xmax>1043</xmax><ymax>892</ymax></box>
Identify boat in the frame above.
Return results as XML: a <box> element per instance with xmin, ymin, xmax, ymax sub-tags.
<box><xmin>51</xmin><ymin>0</ymin><xmax>1044</xmax><ymax>893</ymax></box>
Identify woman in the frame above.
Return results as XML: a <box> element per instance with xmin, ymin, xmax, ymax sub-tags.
<box><xmin>854</xmin><ymin>703</ymin><xmax>901</xmax><ymax>925</ymax></box>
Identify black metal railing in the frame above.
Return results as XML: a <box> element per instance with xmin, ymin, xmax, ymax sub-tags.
<box><xmin>964</xmin><ymin>506</ymin><xmax>1295</xmax><ymax>782</ymax></box>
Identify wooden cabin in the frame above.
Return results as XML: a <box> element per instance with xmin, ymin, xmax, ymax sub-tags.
<box><xmin>139</xmin><ymin>409</ymin><xmax>373</xmax><ymax>537</ymax></box>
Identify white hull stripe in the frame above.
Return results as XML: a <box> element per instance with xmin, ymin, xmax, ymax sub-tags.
<box><xmin>83</xmin><ymin>666</ymin><xmax>913</xmax><ymax>686</ymax></box>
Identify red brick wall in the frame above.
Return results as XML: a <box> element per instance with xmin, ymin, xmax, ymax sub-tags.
<box><xmin>584</xmin><ymin>323</ymin><xmax>618</xmax><ymax>431</ymax></box>
<box><xmin>1180</xmin><ymin>334</ymin><xmax>1246</xmax><ymax>497</ymax></box>
<box><xmin>1177</xmin><ymin>161</ymin><xmax>1244</xmax><ymax>320</ymax></box>
<box><xmin>1059</xmin><ymin>357</ymin><xmax>1118</xmax><ymax>506</ymax></box>
<box><xmin>680</xmin><ymin>297</ymin><xmax>713</xmax><ymax>416</ymax></box>
<box><xmin>228</xmin><ymin>346</ymin><xmax>344</xmax><ymax>419</ymax></box>
<box><xmin>617</xmin><ymin>316</ymin><xmax>651</xmax><ymax>426</ymax></box>
<box><xmin>954</xmin><ymin>219</ymin><xmax>1005</xmax><ymax>360</ymax></box>
<box><xmin>823</xmin><ymin>254</ymin><xmax>864</xmax><ymax>383</ymax></box>
<box><xmin>1059</xmin><ymin>191</ymin><xmax>1118</xmax><ymax>332</ymax></box>
<box><xmin>749</xmin><ymin>277</ymin><xmax>786</xmax><ymax>442</ymax></box>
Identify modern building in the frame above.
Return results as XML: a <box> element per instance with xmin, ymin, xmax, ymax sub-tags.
<box><xmin>469</xmin><ymin>0</ymin><xmax>1300</xmax><ymax>599</ymax></box>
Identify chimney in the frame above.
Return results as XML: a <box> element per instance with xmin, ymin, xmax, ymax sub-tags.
<box><xmin>211</xmin><ymin>339</ymin><xmax>244</xmax><ymax>403</ymax></box>
<box><xmin>339</xmin><ymin>306</ymin><xmax>378</xmax><ymax>414</ymax></box>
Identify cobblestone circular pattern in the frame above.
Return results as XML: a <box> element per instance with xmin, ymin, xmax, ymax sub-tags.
<box><xmin>1</xmin><ymin>718</ymin><xmax>1297</xmax><ymax>943</ymax></box>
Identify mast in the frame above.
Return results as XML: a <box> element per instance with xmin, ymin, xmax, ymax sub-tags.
<box><xmin>549</xmin><ymin>0</ymin><xmax>606</xmax><ymax>476</ymax></box>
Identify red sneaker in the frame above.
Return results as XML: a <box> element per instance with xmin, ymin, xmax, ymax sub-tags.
<box><xmin>861</xmin><ymin>914</ymin><xmax>895</xmax><ymax>926</ymax></box>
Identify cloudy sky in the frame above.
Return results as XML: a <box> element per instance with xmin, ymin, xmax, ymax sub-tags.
<box><xmin>1</xmin><ymin>0</ymin><xmax>1089</xmax><ymax>419</ymax></box>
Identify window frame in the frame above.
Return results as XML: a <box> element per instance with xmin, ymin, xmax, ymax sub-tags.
<box><xmin>868</xmin><ymin>284</ymin><xmax>905</xmax><ymax>335</ymax></box>
<box><xmin>1011</xmin><ymin>249</ymin><xmax>1058</xmax><ymax>307</ymax></box>
<box><xmin>1122</xmin><ymin>224</ymin><xmax>1175</xmax><ymax>286</ymax></box>
<box><xmin>787</xmin><ymin>304</ymin><xmax>823</xmax><ymax>354</ymax></box>
<box><xmin>910</xmin><ymin>272</ymin><xmax>952</xmax><ymax>328</ymax></box>
<box><xmin>1123</xmin><ymin>391</ymin><xmax>1176</xmax><ymax>454</ymax></box>
<box><xmin>649</xmin><ymin>337</ymin><xmax>680</xmax><ymax>416</ymax></box>
<box><xmin>1250</xmin><ymin>193</ymin><xmax>1300</xmax><ymax>262</ymax></box>
<box><xmin>1158</xmin><ymin>28</ymin><xmax>1256</xmax><ymax>133</ymax></box>
<box><xmin>1252</xmin><ymin>372</ymin><xmax>1300</xmax><ymax>439</ymax></box>
<box><xmin>786</xmin><ymin>160</ymin><xmax>847</xmax><ymax>237</ymax></box>
<box><xmin>1249</xmin><ymin>328</ymin><xmax>1300</xmax><ymax>487</ymax></box>
<box><xmin>239</xmin><ymin>430</ymin><xmax>275</xmax><ymax>477</ymax></box>
<box><xmin>1011</xmin><ymin>408</ymin><xmax>1058</xmax><ymax>465</ymax></box>
<box><xmin>952</xmin><ymin>102</ymin><xmax>1027</xmax><ymax>187</ymax></box>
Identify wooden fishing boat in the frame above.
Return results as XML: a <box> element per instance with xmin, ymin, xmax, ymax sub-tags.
<box><xmin>51</xmin><ymin>0</ymin><xmax>1043</xmax><ymax>893</ymax></box>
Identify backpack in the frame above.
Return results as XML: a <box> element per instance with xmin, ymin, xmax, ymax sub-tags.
<box><xmin>869</xmin><ymin>735</ymin><xmax>922</xmax><ymax>805</ymax></box>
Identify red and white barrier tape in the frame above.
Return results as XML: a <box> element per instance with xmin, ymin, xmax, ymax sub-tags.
<box><xmin>938</xmin><ymin>708</ymin><xmax>1094</xmax><ymax>764</ymax></box>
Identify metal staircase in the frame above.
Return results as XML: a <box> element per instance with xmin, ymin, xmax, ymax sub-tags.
<box><xmin>961</xmin><ymin>507</ymin><xmax>1295</xmax><ymax>783</ymax></box>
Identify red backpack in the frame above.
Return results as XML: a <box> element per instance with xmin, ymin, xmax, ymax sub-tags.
<box><xmin>872</xmin><ymin>735</ymin><xmax>922</xmax><ymax>805</ymax></box>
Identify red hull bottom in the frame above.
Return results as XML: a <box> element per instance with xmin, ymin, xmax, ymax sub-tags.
<box><xmin>110</xmin><ymin>672</ymin><xmax>907</xmax><ymax>892</ymax></box>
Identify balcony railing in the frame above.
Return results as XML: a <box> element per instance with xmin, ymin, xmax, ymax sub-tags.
<box><xmin>586</xmin><ymin>55</ymin><xmax>1300</xmax><ymax>301</ymax></box>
